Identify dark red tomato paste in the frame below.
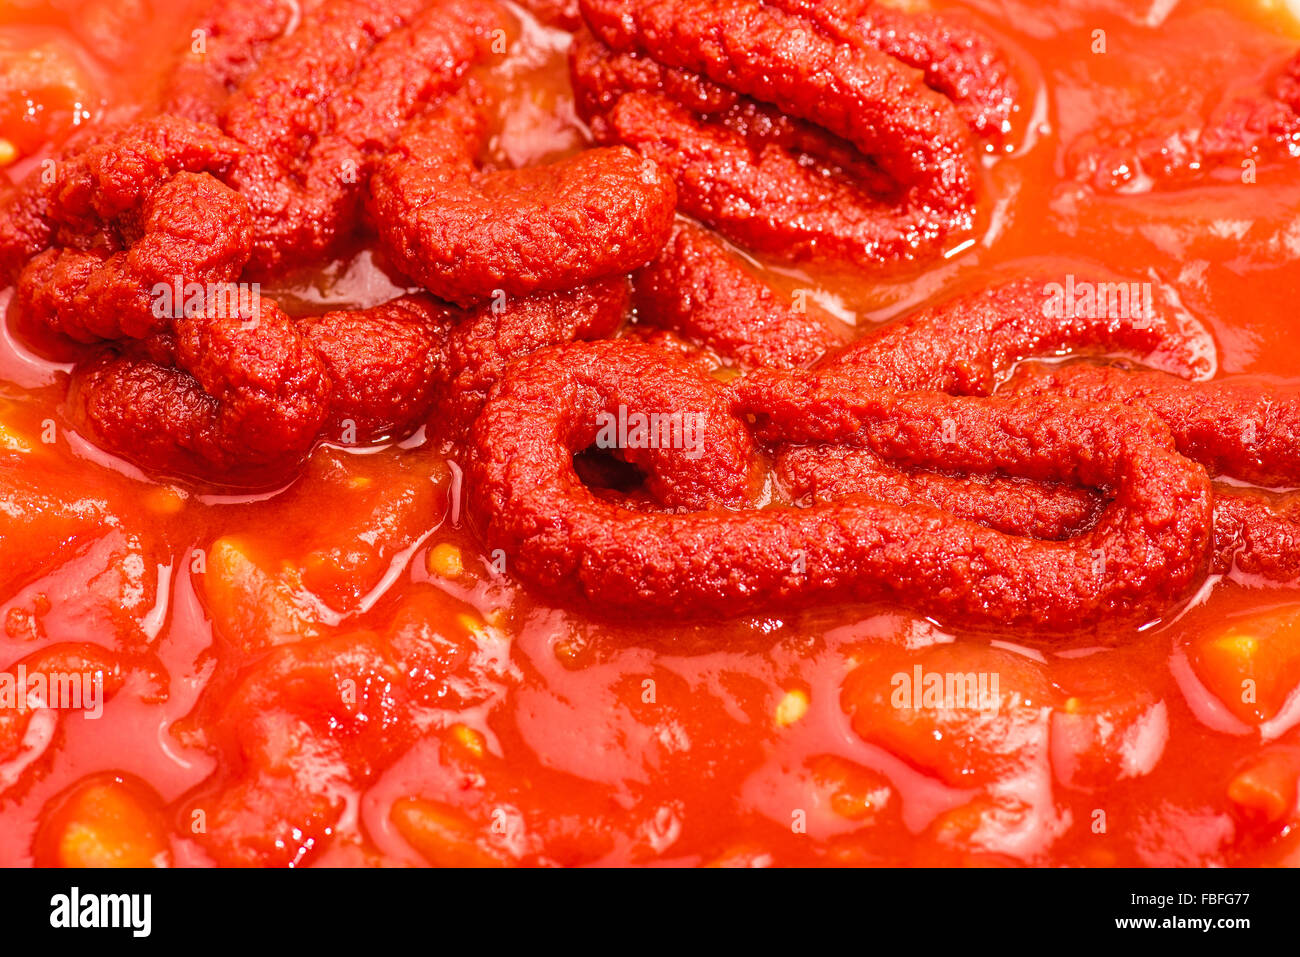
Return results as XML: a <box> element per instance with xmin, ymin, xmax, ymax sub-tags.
<box><xmin>2</xmin><ymin>0</ymin><xmax>1300</xmax><ymax>867</ymax></box>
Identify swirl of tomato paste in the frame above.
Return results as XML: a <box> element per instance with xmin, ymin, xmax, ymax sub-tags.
<box><xmin>781</xmin><ymin>386</ymin><xmax>1300</xmax><ymax>586</ymax></box>
<box><xmin>629</xmin><ymin>260</ymin><xmax>1219</xmax><ymax>528</ymax></box>
<box><xmin>1</xmin><ymin>0</ymin><xmax>503</xmax><ymax>282</ymax></box>
<box><xmin>833</xmin><ymin>278</ymin><xmax>1213</xmax><ymax>386</ymax></box>
<box><xmin>425</xmin><ymin>277</ymin><xmax>631</xmax><ymax>437</ymax></box>
<box><xmin>763</xmin><ymin>0</ymin><xmax>1019</xmax><ymax>144</ymax></box>
<box><xmin>755</xmin><ymin>285</ymin><xmax>1300</xmax><ymax>586</ymax></box>
<box><xmin>16</xmin><ymin>174</ymin><xmax>252</xmax><ymax>350</ymax></box>
<box><xmin>570</xmin><ymin>0</ymin><xmax>1010</xmax><ymax>268</ymax></box>
<box><xmin>1</xmin><ymin>0</ymin><xmax>651</xmax><ymax>485</ymax></box>
<box><xmin>219</xmin><ymin>0</ymin><xmax>507</xmax><ymax>272</ymax></box>
<box><xmin>1211</xmin><ymin>492</ymin><xmax>1300</xmax><ymax>583</ymax></box>
<box><xmin>633</xmin><ymin>222</ymin><xmax>847</xmax><ymax>370</ymax></box>
<box><xmin>469</xmin><ymin>339</ymin><xmax>1212</xmax><ymax>630</ymax></box>
<box><xmin>758</xmin><ymin>274</ymin><xmax>1215</xmax><ymax>516</ymax></box>
<box><xmin>161</xmin><ymin>0</ymin><xmax>307</xmax><ymax>127</ymax></box>
<box><xmin>0</xmin><ymin>116</ymin><xmax>249</xmax><ymax>300</ymax></box>
<box><xmin>301</xmin><ymin>277</ymin><xmax>632</xmax><ymax>443</ymax></box>
<box><xmin>67</xmin><ymin>298</ymin><xmax>333</xmax><ymax>486</ymax></box>
<box><xmin>64</xmin><ymin>279</ymin><xmax>629</xmax><ymax>486</ymax></box>
<box><xmin>635</xmin><ymin>230</ymin><xmax>1212</xmax><ymax>379</ymax></box>
<box><xmin>1005</xmin><ymin>363</ymin><xmax>1300</xmax><ymax>582</ymax></box>
<box><xmin>1006</xmin><ymin>363</ymin><xmax>1300</xmax><ymax>489</ymax></box>
<box><xmin>367</xmin><ymin>88</ymin><xmax>676</xmax><ymax>306</ymax></box>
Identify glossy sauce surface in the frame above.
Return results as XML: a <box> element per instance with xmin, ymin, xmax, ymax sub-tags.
<box><xmin>2</xmin><ymin>0</ymin><xmax>1300</xmax><ymax>866</ymax></box>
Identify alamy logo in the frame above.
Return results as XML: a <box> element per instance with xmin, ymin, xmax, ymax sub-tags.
<box><xmin>151</xmin><ymin>277</ymin><xmax>261</xmax><ymax>322</ymax></box>
<box><xmin>49</xmin><ymin>887</ymin><xmax>151</xmax><ymax>937</ymax></box>
<box><xmin>0</xmin><ymin>667</ymin><xmax>104</xmax><ymax>718</ymax></box>
<box><xmin>1041</xmin><ymin>275</ymin><xmax>1153</xmax><ymax>322</ymax></box>
<box><xmin>890</xmin><ymin>665</ymin><xmax>1001</xmax><ymax>715</ymax></box>
<box><xmin>594</xmin><ymin>405</ymin><xmax>707</xmax><ymax>460</ymax></box>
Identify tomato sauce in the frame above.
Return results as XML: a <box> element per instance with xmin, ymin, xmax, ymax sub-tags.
<box><xmin>2</xmin><ymin>0</ymin><xmax>1300</xmax><ymax>867</ymax></box>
